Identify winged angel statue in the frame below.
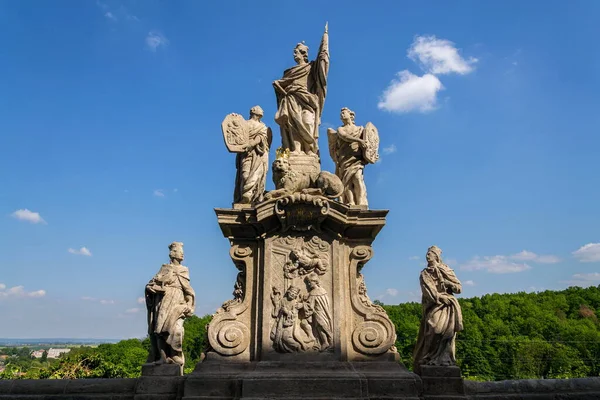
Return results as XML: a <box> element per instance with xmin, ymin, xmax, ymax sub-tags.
<box><xmin>327</xmin><ymin>107</ymin><xmax>379</xmax><ymax>207</ymax></box>
<box><xmin>222</xmin><ymin>106</ymin><xmax>272</xmax><ymax>204</ymax></box>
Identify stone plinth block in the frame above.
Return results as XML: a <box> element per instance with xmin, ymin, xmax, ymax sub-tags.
<box><xmin>184</xmin><ymin>361</ymin><xmax>421</xmax><ymax>400</ymax></box>
<box><xmin>419</xmin><ymin>365</ymin><xmax>466</xmax><ymax>399</ymax></box>
<box><xmin>141</xmin><ymin>363</ymin><xmax>183</xmax><ymax>376</ymax></box>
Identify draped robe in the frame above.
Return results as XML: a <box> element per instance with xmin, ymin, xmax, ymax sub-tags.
<box><xmin>145</xmin><ymin>263</ymin><xmax>195</xmax><ymax>361</ymax></box>
<box><xmin>413</xmin><ymin>263</ymin><xmax>463</xmax><ymax>374</ymax></box>
<box><xmin>333</xmin><ymin>125</ymin><xmax>367</xmax><ymax>204</ymax></box>
<box><xmin>304</xmin><ymin>286</ymin><xmax>333</xmax><ymax>349</ymax></box>
<box><xmin>234</xmin><ymin>119</ymin><xmax>269</xmax><ymax>203</ymax></box>
<box><xmin>274</xmin><ymin>32</ymin><xmax>329</xmax><ymax>154</ymax></box>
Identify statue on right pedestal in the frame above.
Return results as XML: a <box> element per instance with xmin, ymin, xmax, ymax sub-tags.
<box><xmin>327</xmin><ymin>107</ymin><xmax>379</xmax><ymax>207</ymax></box>
<box><xmin>413</xmin><ymin>245</ymin><xmax>464</xmax><ymax>375</ymax></box>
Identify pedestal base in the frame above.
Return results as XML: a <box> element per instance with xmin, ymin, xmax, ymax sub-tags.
<box><xmin>183</xmin><ymin>361</ymin><xmax>422</xmax><ymax>400</ymax></box>
<box><xmin>419</xmin><ymin>365</ymin><xmax>466</xmax><ymax>399</ymax></box>
<box><xmin>141</xmin><ymin>363</ymin><xmax>183</xmax><ymax>377</ymax></box>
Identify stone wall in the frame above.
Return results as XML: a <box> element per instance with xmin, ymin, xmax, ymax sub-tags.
<box><xmin>1</xmin><ymin>375</ymin><xmax>600</xmax><ymax>399</ymax></box>
<box><xmin>464</xmin><ymin>377</ymin><xmax>600</xmax><ymax>399</ymax></box>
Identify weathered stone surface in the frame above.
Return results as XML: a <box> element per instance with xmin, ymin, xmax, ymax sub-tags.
<box><xmin>141</xmin><ymin>362</ymin><xmax>183</xmax><ymax>376</ymax></box>
<box><xmin>206</xmin><ymin>196</ymin><xmax>397</xmax><ymax>363</ymax></box>
<box><xmin>184</xmin><ymin>361</ymin><xmax>420</xmax><ymax>399</ymax></box>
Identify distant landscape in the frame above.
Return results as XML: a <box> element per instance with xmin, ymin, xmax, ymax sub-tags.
<box><xmin>0</xmin><ymin>339</ymin><xmax>121</xmax><ymax>347</ymax></box>
<box><xmin>1</xmin><ymin>285</ymin><xmax>599</xmax><ymax>381</ymax></box>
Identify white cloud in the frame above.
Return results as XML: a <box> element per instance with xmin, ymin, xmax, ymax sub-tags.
<box><xmin>146</xmin><ymin>31</ymin><xmax>169</xmax><ymax>51</ymax></box>
<box><xmin>409</xmin><ymin>256</ymin><xmax>420</xmax><ymax>261</ymax></box>
<box><xmin>510</xmin><ymin>250</ymin><xmax>560</xmax><ymax>264</ymax></box>
<box><xmin>408</xmin><ymin>35</ymin><xmax>477</xmax><ymax>75</ymax></box>
<box><xmin>81</xmin><ymin>296</ymin><xmax>96</xmax><ymax>301</ymax></box>
<box><xmin>378</xmin><ymin>71</ymin><xmax>442</xmax><ymax>113</ymax></box>
<box><xmin>573</xmin><ymin>243</ymin><xmax>600</xmax><ymax>262</ymax></box>
<box><xmin>137</xmin><ymin>297</ymin><xmax>145</xmax><ymax>304</ymax></box>
<box><xmin>153</xmin><ymin>189</ymin><xmax>165</xmax><ymax>197</ymax></box>
<box><xmin>68</xmin><ymin>247</ymin><xmax>92</xmax><ymax>257</ymax></box>
<box><xmin>460</xmin><ymin>255</ymin><xmax>531</xmax><ymax>274</ymax></box>
<box><xmin>562</xmin><ymin>272</ymin><xmax>600</xmax><ymax>287</ymax></box>
<box><xmin>463</xmin><ymin>280</ymin><xmax>475</xmax><ymax>286</ymax></box>
<box><xmin>104</xmin><ymin>11</ymin><xmax>117</xmax><ymax>21</ymax></box>
<box><xmin>572</xmin><ymin>273</ymin><xmax>600</xmax><ymax>282</ymax></box>
<box><xmin>385</xmin><ymin>288</ymin><xmax>399</xmax><ymax>297</ymax></box>
<box><xmin>0</xmin><ymin>285</ymin><xmax>46</xmax><ymax>298</ymax></box>
<box><xmin>382</xmin><ymin>144</ymin><xmax>397</xmax><ymax>155</ymax></box>
<box><xmin>100</xmin><ymin>299</ymin><xmax>115</xmax><ymax>305</ymax></box>
<box><xmin>11</xmin><ymin>209</ymin><xmax>46</xmax><ymax>224</ymax></box>
<box><xmin>125</xmin><ymin>308</ymin><xmax>140</xmax><ymax>314</ymax></box>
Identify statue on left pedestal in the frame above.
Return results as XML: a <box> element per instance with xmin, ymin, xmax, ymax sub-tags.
<box><xmin>222</xmin><ymin>105</ymin><xmax>272</xmax><ymax>204</ymax></box>
<box><xmin>145</xmin><ymin>241</ymin><xmax>195</xmax><ymax>368</ymax></box>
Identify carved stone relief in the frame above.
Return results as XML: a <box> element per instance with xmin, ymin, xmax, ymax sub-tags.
<box><xmin>269</xmin><ymin>235</ymin><xmax>333</xmax><ymax>353</ymax></box>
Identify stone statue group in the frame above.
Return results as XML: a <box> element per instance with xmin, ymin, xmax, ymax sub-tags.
<box><xmin>221</xmin><ymin>23</ymin><xmax>379</xmax><ymax>208</ymax></box>
<box><xmin>143</xmin><ymin>25</ymin><xmax>464</xmax><ymax>377</ymax></box>
<box><xmin>143</xmin><ymin>241</ymin><xmax>464</xmax><ymax>375</ymax></box>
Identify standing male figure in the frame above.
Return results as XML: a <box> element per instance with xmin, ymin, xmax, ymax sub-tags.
<box><xmin>273</xmin><ymin>24</ymin><xmax>329</xmax><ymax>155</ymax></box>
<box><xmin>303</xmin><ymin>273</ymin><xmax>333</xmax><ymax>351</ymax></box>
<box><xmin>145</xmin><ymin>242</ymin><xmax>195</xmax><ymax>369</ymax></box>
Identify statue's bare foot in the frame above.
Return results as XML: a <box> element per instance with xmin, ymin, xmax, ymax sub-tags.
<box><xmin>170</xmin><ymin>355</ymin><xmax>184</xmax><ymax>365</ymax></box>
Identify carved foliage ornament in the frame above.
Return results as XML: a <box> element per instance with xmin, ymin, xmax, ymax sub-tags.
<box><xmin>349</xmin><ymin>246</ymin><xmax>396</xmax><ymax>356</ymax></box>
<box><xmin>208</xmin><ymin>245</ymin><xmax>252</xmax><ymax>357</ymax></box>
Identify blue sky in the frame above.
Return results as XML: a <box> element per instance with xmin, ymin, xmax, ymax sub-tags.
<box><xmin>1</xmin><ymin>0</ymin><xmax>599</xmax><ymax>339</ymax></box>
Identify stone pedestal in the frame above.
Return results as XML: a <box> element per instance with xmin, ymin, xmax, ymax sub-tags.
<box><xmin>141</xmin><ymin>363</ymin><xmax>183</xmax><ymax>376</ymax></box>
<box><xmin>206</xmin><ymin>195</ymin><xmax>397</xmax><ymax>362</ymax></box>
<box><xmin>184</xmin><ymin>361</ymin><xmax>421</xmax><ymax>400</ymax></box>
<box><xmin>184</xmin><ymin>194</ymin><xmax>422</xmax><ymax>398</ymax></box>
<box><xmin>419</xmin><ymin>366</ymin><xmax>466</xmax><ymax>400</ymax></box>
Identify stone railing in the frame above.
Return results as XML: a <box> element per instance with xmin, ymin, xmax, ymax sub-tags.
<box><xmin>1</xmin><ymin>375</ymin><xmax>600</xmax><ymax>399</ymax></box>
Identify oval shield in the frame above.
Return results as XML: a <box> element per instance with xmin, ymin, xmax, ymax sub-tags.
<box><xmin>362</xmin><ymin>122</ymin><xmax>380</xmax><ymax>164</ymax></box>
<box><xmin>222</xmin><ymin>113</ymin><xmax>248</xmax><ymax>153</ymax></box>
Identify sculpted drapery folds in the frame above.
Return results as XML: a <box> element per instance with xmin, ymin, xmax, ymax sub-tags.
<box><xmin>234</xmin><ymin>106</ymin><xmax>271</xmax><ymax>204</ymax></box>
<box><xmin>270</xmin><ymin>286</ymin><xmax>303</xmax><ymax>353</ymax></box>
<box><xmin>413</xmin><ymin>246</ymin><xmax>464</xmax><ymax>374</ymax></box>
<box><xmin>145</xmin><ymin>242</ymin><xmax>195</xmax><ymax>368</ymax></box>
<box><xmin>303</xmin><ymin>272</ymin><xmax>333</xmax><ymax>352</ymax></box>
<box><xmin>273</xmin><ymin>24</ymin><xmax>329</xmax><ymax>155</ymax></box>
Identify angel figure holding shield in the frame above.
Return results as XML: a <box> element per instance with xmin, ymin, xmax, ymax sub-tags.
<box><xmin>222</xmin><ymin>106</ymin><xmax>272</xmax><ymax>204</ymax></box>
<box><xmin>327</xmin><ymin>107</ymin><xmax>379</xmax><ymax>207</ymax></box>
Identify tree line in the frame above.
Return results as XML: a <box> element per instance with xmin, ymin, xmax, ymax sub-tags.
<box><xmin>2</xmin><ymin>285</ymin><xmax>599</xmax><ymax>380</ymax></box>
